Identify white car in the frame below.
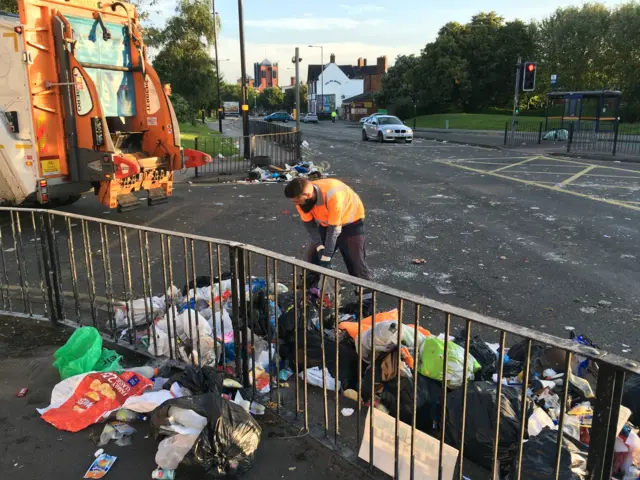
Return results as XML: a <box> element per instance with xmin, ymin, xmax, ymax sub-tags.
<box><xmin>302</xmin><ymin>113</ymin><xmax>319</xmax><ymax>124</ymax></box>
<box><xmin>362</xmin><ymin>115</ymin><xmax>413</xmax><ymax>143</ymax></box>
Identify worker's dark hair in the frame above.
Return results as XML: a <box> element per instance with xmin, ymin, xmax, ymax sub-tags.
<box><xmin>284</xmin><ymin>177</ymin><xmax>310</xmax><ymax>198</ymax></box>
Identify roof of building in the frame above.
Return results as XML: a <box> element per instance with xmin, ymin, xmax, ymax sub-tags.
<box><xmin>342</xmin><ymin>91</ymin><xmax>375</xmax><ymax>104</ymax></box>
<box><xmin>260</xmin><ymin>58</ymin><xmax>273</xmax><ymax>66</ymax></box>
<box><xmin>307</xmin><ymin>64</ymin><xmax>379</xmax><ymax>84</ymax></box>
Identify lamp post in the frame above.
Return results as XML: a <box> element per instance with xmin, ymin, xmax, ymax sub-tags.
<box><xmin>308</xmin><ymin>45</ymin><xmax>323</xmax><ymax>116</ymax></box>
<box><xmin>212</xmin><ymin>0</ymin><xmax>223</xmax><ymax>133</ymax></box>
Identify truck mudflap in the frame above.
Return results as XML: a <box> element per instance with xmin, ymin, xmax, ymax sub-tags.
<box><xmin>183</xmin><ymin>149</ymin><xmax>213</xmax><ymax>169</ymax></box>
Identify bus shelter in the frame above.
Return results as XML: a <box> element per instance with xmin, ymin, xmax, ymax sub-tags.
<box><xmin>546</xmin><ymin>90</ymin><xmax>621</xmax><ymax>132</ymax></box>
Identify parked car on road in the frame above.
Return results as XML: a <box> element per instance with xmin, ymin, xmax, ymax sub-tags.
<box><xmin>264</xmin><ymin>112</ymin><xmax>293</xmax><ymax>122</ymax></box>
<box><xmin>302</xmin><ymin>113</ymin><xmax>319</xmax><ymax>124</ymax></box>
<box><xmin>362</xmin><ymin>115</ymin><xmax>413</xmax><ymax>143</ymax></box>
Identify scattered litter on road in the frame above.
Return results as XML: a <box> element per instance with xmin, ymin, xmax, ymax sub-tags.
<box><xmin>94</xmin><ymin>448</ymin><xmax>104</xmax><ymax>457</ymax></box>
<box><xmin>598</xmin><ymin>300</ymin><xmax>612</xmax><ymax>307</ymax></box>
<box><xmin>16</xmin><ymin>387</ymin><xmax>28</xmax><ymax>397</ymax></box>
<box><xmin>564</xmin><ymin>326</ymin><xmax>575</xmax><ymax>331</ymax></box>
<box><xmin>84</xmin><ymin>453</ymin><xmax>117</xmax><ymax>479</ymax></box>
<box><xmin>580</xmin><ymin>307</ymin><xmax>597</xmax><ymax>314</ymax></box>
<box><xmin>246</xmin><ymin>160</ymin><xmax>327</xmax><ymax>184</ymax></box>
<box><xmin>412</xmin><ymin>258</ymin><xmax>426</xmax><ymax>264</ymax></box>
<box><xmin>341</xmin><ymin>408</ymin><xmax>355</xmax><ymax>417</ymax></box>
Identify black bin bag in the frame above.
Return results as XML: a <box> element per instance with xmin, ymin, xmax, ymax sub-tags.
<box><xmin>509</xmin><ymin>427</ymin><xmax>587</xmax><ymax>479</ymax></box>
<box><xmin>152</xmin><ymin>393</ymin><xmax>261</xmax><ymax>477</ymax></box>
<box><xmin>445</xmin><ymin>381</ymin><xmax>530</xmax><ymax>472</ymax></box>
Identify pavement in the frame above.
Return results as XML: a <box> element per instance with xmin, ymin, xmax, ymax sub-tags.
<box><xmin>0</xmin><ymin>315</ymin><xmax>374</xmax><ymax>480</ymax></box>
<box><xmin>2</xmin><ymin>118</ymin><xmax>640</xmax><ymax>477</ymax></box>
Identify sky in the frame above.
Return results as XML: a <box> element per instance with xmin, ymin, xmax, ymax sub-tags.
<box><xmin>147</xmin><ymin>0</ymin><xmax>628</xmax><ymax>84</ymax></box>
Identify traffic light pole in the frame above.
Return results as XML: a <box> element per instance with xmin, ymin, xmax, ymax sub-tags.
<box><xmin>511</xmin><ymin>56</ymin><xmax>521</xmax><ymax>134</ymax></box>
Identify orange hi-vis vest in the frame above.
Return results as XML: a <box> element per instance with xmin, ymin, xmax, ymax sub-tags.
<box><xmin>296</xmin><ymin>179</ymin><xmax>365</xmax><ymax>227</ymax></box>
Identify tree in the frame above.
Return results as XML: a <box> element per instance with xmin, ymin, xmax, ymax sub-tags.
<box><xmin>283</xmin><ymin>83</ymin><xmax>308</xmax><ymax>112</ymax></box>
<box><xmin>151</xmin><ymin>0</ymin><xmax>219</xmax><ymax>122</ymax></box>
<box><xmin>257</xmin><ymin>87</ymin><xmax>285</xmax><ymax>112</ymax></box>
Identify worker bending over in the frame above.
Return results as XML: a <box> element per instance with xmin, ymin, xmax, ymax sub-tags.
<box><xmin>284</xmin><ymin>177</ymin><xmax>373</xmax><ymax>307</ymax></box>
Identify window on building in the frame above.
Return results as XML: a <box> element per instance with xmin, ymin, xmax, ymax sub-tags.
<box><xmin>262</xmin><ymin>71</ymin><xmax>266</xmax><ymax>79</ymax></box>
<box><xmin>273</xmin><ymin>70</ymin><xmax>277</xmax><ymax>78</ymax></box>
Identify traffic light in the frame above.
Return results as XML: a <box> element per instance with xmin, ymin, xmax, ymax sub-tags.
<box><xmin>522</xmin><ymin>61</ymin><xmax>537</xmax><ymax>91</ymax></box>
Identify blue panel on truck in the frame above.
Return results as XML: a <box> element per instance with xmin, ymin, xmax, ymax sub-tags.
<box><xmin>67</xmin><ymin>15</ymin><xmax>136</xmax><ymax>117</ymax></box>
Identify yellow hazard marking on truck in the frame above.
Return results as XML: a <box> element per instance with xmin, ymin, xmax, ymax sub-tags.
<box><xmin>3</xmin><ymin>32</ymin><xmax>18</xmax><ymax>52</ymax></box>
<box><xmin>41</xmin><ymin>159</ymin><xmax>60</xmax><ymax>174</ymax></box>
<box><xmin>15</xmin><ymin>143</ymin><xmax>32</xmax><ymax>149</ymax></box>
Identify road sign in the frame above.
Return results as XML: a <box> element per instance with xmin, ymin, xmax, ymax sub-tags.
<box><xmin>551</xmin><ymin>74</ymin><xmax>558</xmax><ymax>87</ymax></box>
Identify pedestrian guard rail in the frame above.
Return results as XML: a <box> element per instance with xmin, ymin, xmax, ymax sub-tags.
<box><xmin>0</xmin><ymin>206</ymin><xmax>637</xmax><ymax>479</ymax></box>
<box><xmin>193</xmin><ymin>130</ymin><xmax>302</xmax><ymax>177</ymax></box>
<box><xmin>505</xmin><ymin>119</ymin><xmax>640</xmax><ymax>157</ymax></box>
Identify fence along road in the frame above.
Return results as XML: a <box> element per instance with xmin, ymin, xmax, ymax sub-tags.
<box><xmin>0</xmin><ymin>206</ymin><xmax>637</xmax><ymax>479</ymax></box>
<box><xmin>194</xmin><ymin>119</ymin><xmax>302</xmax><ymax>177</ymax></box>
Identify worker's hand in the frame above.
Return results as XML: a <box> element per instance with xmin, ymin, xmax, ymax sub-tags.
<box><xmin>318</xmin><ymin>255</ymin><xmax>332</xmax><ymax>269</ymax></box>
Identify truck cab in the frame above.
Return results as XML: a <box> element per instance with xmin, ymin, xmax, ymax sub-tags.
<box><xmin>0</xmin><ymin>0</ymin><xmax>211</xmax><ymax>210</ymax></box>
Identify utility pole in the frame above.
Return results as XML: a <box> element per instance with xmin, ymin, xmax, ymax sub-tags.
<box><xmin>511</xmin><ymin>56</ymin><xmax>521</xmax><ymax>133</ymax></box>
<box><xmin>237</xmin><ymin>0</ymin><xmax>250</xmax><ymax>158</ymax></box>
<box><xmin>294</xmin><ymin>47</ymin><xmax>301</xmax><ymax>133</ymax></box>
<box><xmin>212</xmin><ymin>0</ymin><xmax>222</xmax><ymax>133</ymax></box>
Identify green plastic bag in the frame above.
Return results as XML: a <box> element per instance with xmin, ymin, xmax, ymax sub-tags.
<box><xmin>53</xmin><ymin>327</ymin><xmax>122</xmax><ymax>379</ymax></box>
<box><xmin>418</xmin><ymin>336</ymin><xmax>481</xmax><ymax>388</ymax></box>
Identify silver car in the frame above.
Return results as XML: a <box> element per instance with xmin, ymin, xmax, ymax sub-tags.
<box><xmin>302</xmin><ymin>113</ymin><xmax>319</xmax><ymax>124</ymax></box>
<box><xmin>362</xmin><ymin>115</ymin><xmax>413</xmax><ymax>143</ymax></box>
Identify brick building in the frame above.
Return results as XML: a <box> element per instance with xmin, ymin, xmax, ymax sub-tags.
<box><xmin>253</xmin><ymin>58</ymin><xmax>278</xmax><ymax>92</ymax></box>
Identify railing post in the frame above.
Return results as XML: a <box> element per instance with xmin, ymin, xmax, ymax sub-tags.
<box><xmin>567</xmin><ymin>123</ymin><xmax>574</xmax><ymax>153</ymax></box>
<box><xmin>39</xmin><ymin>213</ymin><xmax>63</xmax><ymax>324</ymax></box>
<box><xmin>587</xmin><ymin>362</ymin><xmax>625</xmax><ymax>479</ymax></box>
<box><xmin>296</xmin><ymin>131</ymin><xmax>302</xmax><ymax>160</ymax></box>
<box><xmin>612</xmin><ymin>121</ymin><xmax>619</xmax><ymax>156</ymax></box>
<box><xmin>538</xmin><ymin>121</ymin><xmax>543</xmax><ymax>144</ymax></box>
<box><xmin>503</xmin><ymin>121</ymin><xmax>508</xmax><ymax>146</ymax></box>
<box><xmin>194</xmin><ymin>137</ymin><xmax>199</xmax><ymax>177</ymax></box>
<box><xmin>237</xmin><ymin>248</ymin><xmax>249</xmax><ymax>387</ymax></box>
<box><xmin>229</xmin><ymin>246</ymin><xmax>242</xmax><ymax>378</ymax></box>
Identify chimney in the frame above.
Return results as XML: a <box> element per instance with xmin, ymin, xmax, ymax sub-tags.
<box><xmin>376</xmin><ymin>56</ymin><xmax>388</xmax><ymax>74</ymax></box>
<box><xmin>290</xmin><ymin>76</ymin><xmax>296</xmax><ymax>86</ymax></box>
<box><xmin>364</xmin><ymin>59</ymin><xmax>367</xmax><ymax>67</ymax></box>
<box><xmin>357</xmin><ymin>57</ymin><xmax>364</xmax><ymax>67</ymax></box>
<box><xmin>330</xmin><ymin>53</ymin><xmax>336</xmax><ymax>63</ymax></box>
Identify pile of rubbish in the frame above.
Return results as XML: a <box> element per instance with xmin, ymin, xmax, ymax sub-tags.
<box><xmin>33</xmin><ymin>271</ymin><xmax>640</xmax><ymax>478</ymax></box>
<box><xmin>246</xmin><ymin>160</ymin><xmax>325</xmax><ymax>183</ymax></box>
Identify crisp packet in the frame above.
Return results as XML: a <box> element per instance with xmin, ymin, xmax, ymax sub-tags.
<box><xmin>84</xmin><ymin>453</ymin><xmax>117</xmax><ymax>479</ymax></box>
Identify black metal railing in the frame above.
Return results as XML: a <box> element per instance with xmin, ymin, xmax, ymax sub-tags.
<box><xmin>567</xmin><ymin>121</ymin><xmax>640</xmax><ymax>157</ymax></box>
<box><xmin>193</xmin><ymin>131</ymin><xmax>302</xmax><ymax>177</ymax></box>
<box><xmin>1</xmin><ymin>207</ymin><xmax>637</xmax><ymax>479</ymax></box>
<box><xmin>249</xmin><ymin>119</ymin><xmax>296</xmax><ymax>136</ymax></box>
<box><xmin>504</xmin><ymin>119</ymin><xmax>569</xmax><ymax>146</ymax></box>
<box><xmin>505</xmin><ymin>119</ymin><xmax>640</xmax><ymax>158</ymax></box>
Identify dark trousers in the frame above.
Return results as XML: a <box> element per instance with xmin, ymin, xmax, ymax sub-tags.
<box><xmin>305</xmin><ymin>233</ymin><xmax>373</xmax><ymax>309</ymax></box>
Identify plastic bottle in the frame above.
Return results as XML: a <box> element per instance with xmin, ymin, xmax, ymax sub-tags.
<box><xmin>115</xmin><ymin>409</ymin><xmax>147</xmax><ymax>422</ymax></box>
<box><xmin>126</xmin><ymin>366</ymin><xmax>158</xmax><ymax>378</ymax></box>
<box><xmin>152</xmin><ymin>467</ymin><xmax>176</xmax><ymax>479</ymax></box>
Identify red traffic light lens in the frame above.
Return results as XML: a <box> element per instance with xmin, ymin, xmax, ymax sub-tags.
<box><xmin>528</xmin><ymin>64</ymin><xmax>535</xmax><ymax>71</ymax></box>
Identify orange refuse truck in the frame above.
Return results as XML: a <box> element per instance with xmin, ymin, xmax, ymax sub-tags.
<box><xmin>0</xmin><ymin>0</ymin><xmax>211</xmax><ymax>211</ymax></box>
